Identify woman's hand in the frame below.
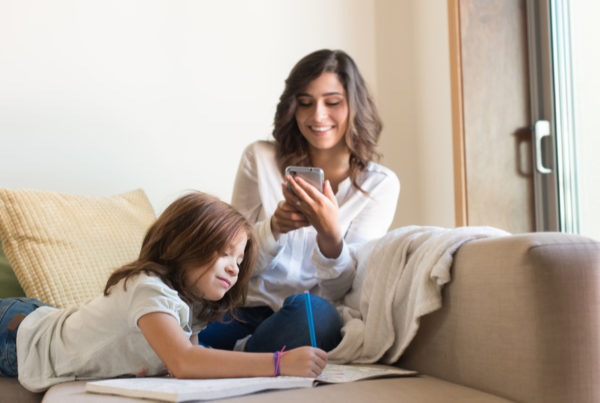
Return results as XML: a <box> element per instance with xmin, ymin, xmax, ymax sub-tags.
<box><xmin>282</xmin><ymin>175</ymin><xmax>343</xmax><ymax>258</ymax></box>
<box><xmin>271</xmin><ymin>199</ymin><xmax>310</xmax><ymax>239</ymax></box>
<box><xmin>280</xmin><ymin>346</ymin><xmax>328</xmax><ymax>377</ymax></box>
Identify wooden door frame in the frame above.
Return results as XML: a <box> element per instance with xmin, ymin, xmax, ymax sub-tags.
<box><xmin>447</xmin><ymin>0</ymin><xmax>467</xmax><ymax>227</ymax></box>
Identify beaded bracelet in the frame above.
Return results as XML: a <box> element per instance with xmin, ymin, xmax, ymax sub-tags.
<box><xmin>273</xmin><ymin>345</ymin><xmax>287</xmax><ymax>376</ymax></box>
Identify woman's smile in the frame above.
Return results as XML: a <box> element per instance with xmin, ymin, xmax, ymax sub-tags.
<box><xmin>309</xmin><ymin>125</ymin><xmax>336</xmax><ymax>135</ymax></box>
<box><xmin>295</xmin><ymin>72</ymin><xmax>349</xmax><ymax>152</ymax></box>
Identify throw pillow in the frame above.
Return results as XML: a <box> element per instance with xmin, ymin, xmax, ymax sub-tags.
<box><xmin>0</xmin><ymin>188</ymin><xmax>156</xmax><ymax>307</ymax></box>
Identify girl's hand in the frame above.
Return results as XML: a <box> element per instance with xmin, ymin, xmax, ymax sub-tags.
<box><xmin>283</xmin><ymin>175</ymin><xmax>343</xmax><ymax>258</ymax></box>
<box><xmin>280</xmin><ymin>346</ymin><xmax>328</xmax><ymax>377</ymax></box>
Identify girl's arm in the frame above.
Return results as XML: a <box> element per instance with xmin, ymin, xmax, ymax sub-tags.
<box><xmin>138</xmin><ymin>312</ymin><xmax>327</xmax><ymax>379</ymax></box>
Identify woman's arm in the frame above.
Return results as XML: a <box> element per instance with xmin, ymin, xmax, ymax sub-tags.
<box><xmin>231</xmin><ymin>142</ymin><xmax>296</xmax><ymax>274</ymax></box>
<box><xmin>342</xmin><ymin>172</ymin><xmax>400</xmax><ymax>244</ymax></box>
<box><xmin>138</xmin><ymin>312</ymin><xmax>327</xmax><ymax>379</ymax></box>
<box><xmin>231</xmin><ymin>144</ymin><xmax>264</xmax><ymax>222</ymax></box>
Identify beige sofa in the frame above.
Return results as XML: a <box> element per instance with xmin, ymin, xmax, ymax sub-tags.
<box><xmin>3</xmin><ymin>231</ymin><xmax>599</xmax><ymax>403</ymax></box>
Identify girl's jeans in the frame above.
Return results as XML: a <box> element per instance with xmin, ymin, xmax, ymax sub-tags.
<box><xmin>197</xmin><ymin>293</ymin><xmax>343</xmax><ymax>352</ymax></box>
<box><xmin>0</xmin><ymin>298</ymin><xmax>48</xmax><ymax>376</ymax></box>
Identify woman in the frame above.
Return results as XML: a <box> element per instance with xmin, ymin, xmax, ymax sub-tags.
<box><xmin>198</xmin><ymin>49</ymin><xmax>400</xmax><ymax>353</ymax></box>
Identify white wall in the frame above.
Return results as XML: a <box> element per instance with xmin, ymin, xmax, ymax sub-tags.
<box><xmin>0</xmin><ymin>0</ymin><xmax>455</xmax><ymax>228</ymax></box>
<box><xmin>375</xmin><ymin>0</ymin><xmax>454</xmax><ymax>228</ymax></box>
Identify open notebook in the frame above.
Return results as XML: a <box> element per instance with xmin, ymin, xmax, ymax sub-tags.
<box><xmin>86</xmin><ymin>364</ymin><xmax>417</xmax><ymax>402</ymax></box>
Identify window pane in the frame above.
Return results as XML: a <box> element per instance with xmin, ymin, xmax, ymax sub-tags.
<box><xmin>570</xmin><ymin>1</ymin><xmax>600</xmax><ymax>240</ymax></box>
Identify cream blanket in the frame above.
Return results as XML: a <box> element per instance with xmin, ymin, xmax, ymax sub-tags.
<box><xmin>328</xmin><ymin>225</ymin><xmax>509</xmax><ymax>364</ymax></box>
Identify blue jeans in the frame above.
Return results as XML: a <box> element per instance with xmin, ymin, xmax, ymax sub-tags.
<box><xmin>0</xmin><ymin>298</ymin><xmax>48</xmax><ymax>377</ymax></box>
<box><xmin>197</xmin><ymin>294</ymin><xmax>343</xmax><ymax>352</ymax></box>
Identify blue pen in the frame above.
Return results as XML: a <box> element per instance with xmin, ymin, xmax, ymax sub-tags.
<box><xmin>304</xmin><ymin>290</ymin><xmax>317</xmax><ymax>347</ymax></box>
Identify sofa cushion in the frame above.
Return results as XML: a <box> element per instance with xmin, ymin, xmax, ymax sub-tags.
<box><xmin>43</xmin><ymin>376</ymin><xmax>513</xmax><ymax>403</ymax></box>
<box><xmin>0</xmin><ymin>188</ymin><xmax>155</xmax><ymax>307</ymax></box>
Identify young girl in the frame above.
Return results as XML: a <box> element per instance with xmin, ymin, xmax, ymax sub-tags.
<box><xmin>0</xmin><ymin>192</ymin><xmax>327</xmax><ymax>392</ymax></box>
<box><xmin>198</xmin><ymin>49</ymin><xmax>400</xmax><ymax>353</ymax></box>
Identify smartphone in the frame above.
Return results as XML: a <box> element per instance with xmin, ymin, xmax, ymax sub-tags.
<box><xmin>285</xmin><ymin>166</ymin><xmax>324</xmax><ymax>193</ymax></box>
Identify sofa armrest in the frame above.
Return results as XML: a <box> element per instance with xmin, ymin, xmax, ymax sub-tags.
<box><xmin>398</xmin><ymin>232</ymin><xmax>600</xmax><ymax>403</ymax></box>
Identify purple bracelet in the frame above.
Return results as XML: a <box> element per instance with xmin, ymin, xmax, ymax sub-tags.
<box><xmin>273</xmin><ymin>346</ymin><xmax>287</xmax><ymax>376</ymax></box>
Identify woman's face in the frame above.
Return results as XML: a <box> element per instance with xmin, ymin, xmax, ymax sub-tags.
<box><xmin>295</xmin><ymin>72</ymin><xmax>349</xmax><ymax>154</ymax></box>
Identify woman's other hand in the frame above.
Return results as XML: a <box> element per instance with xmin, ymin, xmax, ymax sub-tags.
<box><xmin>271</xmin><ymin>199</ymin><xmax>310</xmax><ymax>239</ymax></box>
<box><xmin>282</xmin><ymin>175</ymin><xmax>343</xmax><ymax>258</ymax></box>
<box><xmin>280</xmin><ymin>346</ymin><xmax>327</xmax><ymax>377</ymax></box>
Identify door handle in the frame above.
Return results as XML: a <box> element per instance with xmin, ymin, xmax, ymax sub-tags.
<box><xmin>534</xmin><ymin>120</ymin><xmax>552</xmax><ymax>174</ymax></box>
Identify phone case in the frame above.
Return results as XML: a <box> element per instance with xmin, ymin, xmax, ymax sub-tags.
<box><xmin>285</xmin><ymin>166</ymin><xmax>324</xmax><ymax>192</ymax></box>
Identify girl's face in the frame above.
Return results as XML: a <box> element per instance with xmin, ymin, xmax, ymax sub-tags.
<box><xmin>295</xmin><ymin>72</ymin><xmax>349</xmax><ymax>154</ymax></box>
<box><xmin>185</xmin><ymin>230</ymin><xmax>247</xmax><ymax>301</ymax></box>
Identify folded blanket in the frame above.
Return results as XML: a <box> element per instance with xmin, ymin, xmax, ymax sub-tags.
<box><xmin>328</xmin><ymin>225</ymin><xmax>509</xmax><ymax>364</ymax></box>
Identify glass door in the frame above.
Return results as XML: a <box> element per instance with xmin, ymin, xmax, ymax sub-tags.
<box><xmin>526</xmin><ymin>0</ymin><xmax>560</xmax><ymax>232</ymax></box>
<box><xmin>568</xmin><ymin>1</ymin><xmax>600</xmax><ymax>241</ymax></box>
<box><xmin>526</xmin><ymin>0</ymin><xmax>599</xmax><ymax>239</ymax></box>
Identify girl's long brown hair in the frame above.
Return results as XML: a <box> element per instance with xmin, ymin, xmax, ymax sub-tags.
<box><xmin>273</xmin><ymin>49</ymin><xmax>382</xmax><ymax>193</ymax></box>
<box><xmin>104</xmin><ymin>191</ymin><xmax>257</xmax><ymax>323</ymax></box>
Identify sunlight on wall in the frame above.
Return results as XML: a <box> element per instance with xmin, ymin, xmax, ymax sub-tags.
<box><xmin>375</xmin><ymin>0</ymin><xmax>454</xmax><ymax>229</ymax></box>
<box><xmin>0</xmin><ymin>0</ymin><xmax>455</xmax><ymax>228</ymax></box>
<box><xmin>0</xmin><ymin>0</ymin><xmax>377</xmax><ymax>213</ymax></box>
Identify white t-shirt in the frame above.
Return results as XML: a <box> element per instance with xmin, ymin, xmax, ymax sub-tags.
<box><xmin>231</xmin><ymin>141</ymin><xmax>400</xmax><ymax>310</ymax></box>
<box><xmin>16</xmin><ymin>273</ymin><xmax>205</xmax><ymax>392</ymax></box>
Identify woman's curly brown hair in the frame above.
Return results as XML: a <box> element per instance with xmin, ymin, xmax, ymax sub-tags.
<box><xmin>273</xmin><ymin>49</ymin><xmax>382</xmax><ymax>193</ymax></box>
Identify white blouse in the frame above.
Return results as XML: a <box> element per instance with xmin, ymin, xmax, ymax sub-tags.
<box><xmin>231</xmin><ymin>140</ymin><xmax>400</xmax><ymax>310</ymax></box>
